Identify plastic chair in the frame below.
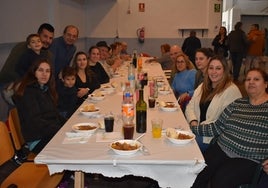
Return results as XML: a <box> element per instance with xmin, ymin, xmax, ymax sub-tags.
<box><xmin>0</xmin><ymin>121</ymin><xmax>63</xmax><ymax>188</ymax></box>
<box><xmin>8</xmin><ymin>108</ymin><xmax>36</xmax><ymax>161</ymax></box>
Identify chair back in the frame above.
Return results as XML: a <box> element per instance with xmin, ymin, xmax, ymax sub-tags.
<box><xmin>0</xmin><ymin>121</ymin><xmax>15</xmax><ymax>165</ymax></box>
<box><xmin>8</xmin><ymin>108</ymin><xmax>25</xmax><ymax>150</ymax></box>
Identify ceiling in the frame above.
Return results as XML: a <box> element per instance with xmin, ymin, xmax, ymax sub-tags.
<box><xmin>230</xmin><ymin>0</ymin><xmax>268</xmax><ymax>15</ymax></box>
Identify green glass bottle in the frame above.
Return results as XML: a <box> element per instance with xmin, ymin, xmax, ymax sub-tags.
<box><xmin>136</xmin><ymin>88</ymin><xmax>147</xmax><ymax>133</ymax></box>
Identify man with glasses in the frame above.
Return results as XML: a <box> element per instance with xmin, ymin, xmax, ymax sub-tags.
<box><xmin>50</xmin><ymin>25</ymin><xmax>79</xmax><ymax>78</ymax></box>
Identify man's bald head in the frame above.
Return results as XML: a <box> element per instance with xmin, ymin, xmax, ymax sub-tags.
<box><xmin>170</xmin><ymin>45</ymin><xmax>182</xmax><ymax>63</ymax></box>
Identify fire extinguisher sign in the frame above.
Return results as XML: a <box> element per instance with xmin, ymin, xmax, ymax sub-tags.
<box><xmin>139</xmin><ymin>3</ymin><xmax>145</xmax><ymax>12</ymax></box>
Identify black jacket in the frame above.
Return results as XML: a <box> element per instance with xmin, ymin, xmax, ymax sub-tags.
<box><xmin>13</xmin><ymin>83</ymin><xmax>65</xmax><ymax>142</ymax></box>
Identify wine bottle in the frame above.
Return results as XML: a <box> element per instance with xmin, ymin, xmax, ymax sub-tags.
<box><xmin>136</xmin><ymin>88</ymin><xmax>147</xmax><ymax>133</ymax></box>
<box><xmin>132</xmin><ymin>50</ymin><xmax>137</xmax><ymax>68</ymax></box>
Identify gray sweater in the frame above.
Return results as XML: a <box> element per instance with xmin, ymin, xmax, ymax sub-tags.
<box><xmin>191</xmin><ymin>97</ymin><xmax>268</xmax><ymax>162</ymax></box>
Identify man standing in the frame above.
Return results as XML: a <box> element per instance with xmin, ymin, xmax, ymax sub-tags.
<box><xmin>0</xmin><ymin>23</ymin><xmax>54</xmax><ymax>84</ymax></box>
<box><xmin>227</xmin><ymin>22</ymin><xmax>248</xmax><ymax>81</ymax></box>
<box><xmin>245</xmin><ymin>24</ymin><xmax>265</xmax><ymax>73</ymax></box>
<box><xmin>182</xmin><ymin>30</ymin><xmax>201</xmax><ymax>67</ymax></box>
<box><xmin>49</xmin><ymin>25</ymin><xmax>79</xmax><ymax>78</ymax></box>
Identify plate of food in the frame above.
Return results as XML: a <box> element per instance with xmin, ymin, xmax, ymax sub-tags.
<box><xmin>72</xmin><ymin>122</ymin><xmax>98</xmax><ymax>134</ymax></box>
<box><xmin>80</xmin><ymin>104</ymin><xmax>100</xmax><ymax>116</ymax></box>
<box><xmin>159</xmin><ymin>101</ymin><xmax>178</xmax><ymax>112</ymax></box>
<box><xmin>110</xmin><ymin>139</ymin><xmax>142</xmax><ymax>155</ymax></box>
<box><xmin>88</xmin><ymin>93</ymin><xmax>105</xmax><ymax>101</ymax></box>
<box><xmin>165</xmin><ymin>128</ymin><xmax>195</xmax><ymax>145</ymax></box>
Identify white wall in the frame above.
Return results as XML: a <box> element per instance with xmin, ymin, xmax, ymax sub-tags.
<box><xmin>86</xmin><ymin>0</ymin><xmax>222</xmax><ymax>39</ymax></box>
<box><xmin>0</xmin><ymin>0</ymin><xmax>223</xmax><ymax>70</ymax></box>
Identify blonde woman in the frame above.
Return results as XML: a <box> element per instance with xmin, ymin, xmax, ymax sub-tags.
<box><xmin>171</xmin><ymin>53</ymin><xmax>196</xmax><ymax>111</ymax></box>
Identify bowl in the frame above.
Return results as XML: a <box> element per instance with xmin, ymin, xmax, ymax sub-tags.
<box><xmin>88</xmin><ymin>93</ymin><xmax>105</xmax><ymax>101</ymax></box>
<box><xmin>79</xmin><ymin>106</ymin><xmax>100</xmax><ymax>116</ymax></box>
<box><xmin>166</xmin><ymin>129</ymin><xmax>195</xmax><ymax>145</ymax></box>
<box><xmin>159</xmin><ymin>102</ymin><xmax>178</xmax><ymax>112</ymax></box>
<box><xmin>158</xmin><ymin>88</ymin><xmax>171</xmax><ymax>95</ymax></box>
<box><xmin>110</xmin><ymin>139</ymin><xmax>142</xmax><ymax>155</ymax></box>
<box><xmin>101</xmin><ymin>85</ymin><xmax>116</xmax><ymax>92</ymax></box>
<box><xmin>72</xmin><ymin>122</ymin><xmax>98</xmax><ymax>134</ymax></box>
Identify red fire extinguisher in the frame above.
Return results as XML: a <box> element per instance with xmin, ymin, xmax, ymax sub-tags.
<box><xmin>137</xmin><ymin>27</ymin><xmax>145</xmax><ymax>43</ymax></box>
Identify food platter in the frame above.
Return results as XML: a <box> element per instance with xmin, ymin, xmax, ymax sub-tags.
<box><xmin>72</xmin><ymin>122</ymin><xmax>98</xmax><ymax>134</ymax></box>
<box><xmin>165</xmin><ymin>128</ymin><xmax>195</xmax><ymax>145</ymax></box>
<box><xmin>110</xmin><ymin>139</ymin><xmax>142</xmax><ymax>155</ymax></box>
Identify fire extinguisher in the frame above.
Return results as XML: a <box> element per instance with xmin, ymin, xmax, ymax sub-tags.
<box><xmin>137</xmin><ymin>27</ymin><xmax>145</xmax><ymax>43</ymax></box>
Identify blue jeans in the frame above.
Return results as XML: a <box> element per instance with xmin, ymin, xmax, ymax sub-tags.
<box><xmin>195</xmin><ymin>135</ymin><xmax>209</xmax><ymax>154</ymax></box>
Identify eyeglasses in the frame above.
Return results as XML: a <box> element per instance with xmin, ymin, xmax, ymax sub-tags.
<box><xmin>176</xmin><ymin>60</ymin><xmax>185</xmax><ymax>64</ymax></box>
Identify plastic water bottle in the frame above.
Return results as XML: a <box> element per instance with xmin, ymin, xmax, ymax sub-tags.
<box><xmin>128</xmin><ymin>62</ymin><xmax>135</xmax><ymax>91</ymax></box>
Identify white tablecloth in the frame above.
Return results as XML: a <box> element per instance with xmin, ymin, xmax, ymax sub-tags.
<box><xmin>35</xmin><ymin>62</ymin><xmax>205</xmax><ymax>188</ymax></box>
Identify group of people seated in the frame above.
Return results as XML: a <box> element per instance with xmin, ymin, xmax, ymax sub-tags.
<box><xmin>0</xmin><ymin>22</ymin><xmax>267</xmax><ymax>188</ymax></box>
<box><xmin>0</xmin><ymin>23</ymin><xmax>131</xmax><ymax>155</ymax></box>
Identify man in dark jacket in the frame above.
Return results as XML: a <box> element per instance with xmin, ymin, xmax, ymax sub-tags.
<box><xmin>227</xmin><ymin>21</ymin><xmax>248</xmax><ymax>81</ymax></box>
<box><xmin>182</xmin><ymin>30</ymin><xmax>201</xmax><ymax>67</ymax></box>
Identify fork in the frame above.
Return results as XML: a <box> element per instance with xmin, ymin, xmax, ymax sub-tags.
<box><xmin>140</xmin><ymin>145</ymin><xmax>150</xmax><ymax>155</ymax></box>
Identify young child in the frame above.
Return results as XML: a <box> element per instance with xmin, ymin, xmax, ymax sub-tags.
<box><xmin>16</xmin><ymin>33</ymin><xmax>51</xmax><ymax>78</ymax></box>
<box><xmin>56</xmin><ymin>66</ymin><xmax>78</xmax><ymax>119</ymax></box>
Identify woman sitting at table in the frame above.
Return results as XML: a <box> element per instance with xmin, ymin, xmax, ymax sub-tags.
<box><xmin>194</xmin><ymin>48</ymin><xmax>214</xmax><ymax>89</ymax></box>
<box><xmin>185</xmin><ymin>55</ymin><xmax>242</xmax><ymax>153</ymax></box>
<box><xmin>13</xmin><ymin>58</ymin><xmax>66</xmax><ymax>154</ymax></box>
<box><xmin>171</xmin><ymin>53</ymin><xmax>196</xmax><ymax>112</ymax></box>
<box><xmin>190</xmin><ymin>68</ymin><xmax>268</xmax><ymax>188</ymax></box>
<box><xmin>88</xmin><ymin>46</ymin><xmax>110</xmax><ymax>84</ymax></box>
<box><xmin>72</xmin><ymin>51</ymin><xmax>100</xmax><ymax>106</ymax></box>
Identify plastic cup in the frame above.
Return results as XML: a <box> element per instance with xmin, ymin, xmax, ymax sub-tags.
<box><xmin>104</xmin><ymin>115</ymin><xmax>114</xmax><ymax>132</ymax></box>
<box><xmin>151</xmin><ymin>118</ymin><xmax>163</xmax><ymax>138</ymax></box>
<box><xmin>148</xmin><ymin>97</ymin><xmax>156</xmax><ymax>108</ymax></box>
<box><xmin>123</xmin><ymin>123</ymin><xmax>134</xmax><ymax>139</ymax></box>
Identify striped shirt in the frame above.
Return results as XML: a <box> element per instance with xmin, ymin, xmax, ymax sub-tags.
<box><xmin>191</xmin><ymin>97</ymin><xmax>268</xmax><ymax>162</ymax></box>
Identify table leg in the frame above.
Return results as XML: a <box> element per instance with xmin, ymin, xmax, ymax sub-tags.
<box><xmin>74</xmin><ymin>171</ymin><xmax>84</xmax><ymax>188</ymax></box>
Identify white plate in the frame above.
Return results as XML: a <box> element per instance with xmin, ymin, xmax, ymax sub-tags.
<box><xmin>110</xmin><ymin>139</ymin><xmax>142</xmax><ymax>155</ymax></box>
<box><xmin>79</xmin><ymin>107</ymin><xmax>100</xmax><ymax>116</ymax></box>
<box><xmin>72</xmin><ymin>122</ymin><xmax>98</xmax><ymax>134</ymax></box>
<box><xmin>166</xmin><ymin>130</ymin><xmax>195</xmax><ymax>145</ymax></box>
<box><xmin>88</xmin><ymin>93</ymin><xmax>105</xmax><ymax>101</ymax></box>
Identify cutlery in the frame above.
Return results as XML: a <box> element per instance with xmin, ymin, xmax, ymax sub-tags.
<box><xmin>140</xmin><ymin>145</ymin><xmax>150</xmax><ymax>155</ymax></box>
<box><xmin>135</xmin><ymin>133</ymin><xmax>145</xmax><ymax>141</ymax></box>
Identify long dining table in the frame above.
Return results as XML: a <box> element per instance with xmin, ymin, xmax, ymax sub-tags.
<box><xmin>35</xmin><ymin>60</ymin><xmax>205</xmax><ymax>188</ymax></box>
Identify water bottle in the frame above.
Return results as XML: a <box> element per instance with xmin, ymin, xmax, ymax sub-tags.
<box><xmin>128</xmin><ymin>62</ymin><xmax>135</xmax><ymax>91</ymax></box>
